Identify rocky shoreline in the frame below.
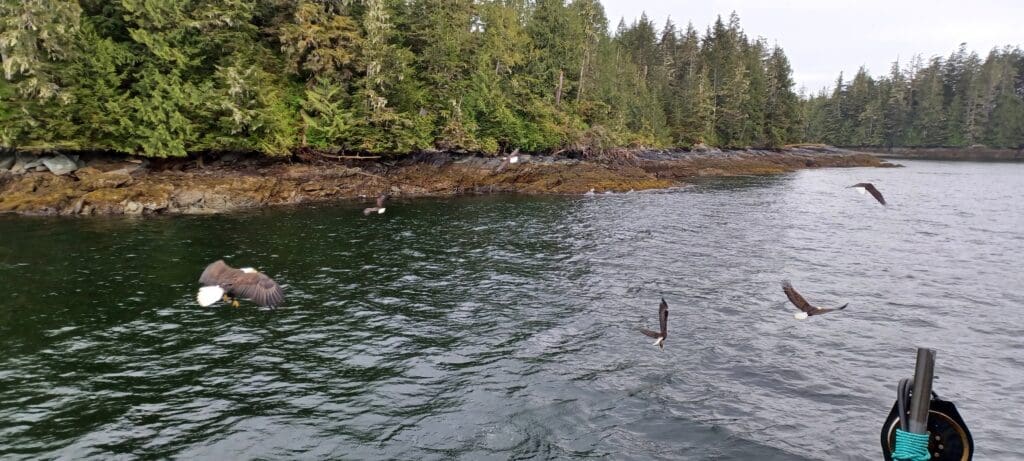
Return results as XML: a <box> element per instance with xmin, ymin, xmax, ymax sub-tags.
<box><xmin>853</xmin><ymin>146</ymin><xmax>1024</xmax><ymax>161</ymax></box>
<box><xmin>0</xmin><ymin>146</ymin><xmax>893</xmax><ymax>216</ymax></box>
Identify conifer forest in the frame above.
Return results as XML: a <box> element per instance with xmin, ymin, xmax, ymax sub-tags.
<box><xmin>1</xmin><ymin>1</ymin><xmax>1021</xmax><ymax>157</ymax></box>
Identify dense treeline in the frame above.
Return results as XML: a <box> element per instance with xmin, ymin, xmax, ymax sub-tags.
<box><xmin>802</xmin><ymin>44</ymin><xmax>1024</xmax><ymax>149</ymax></box>
<box><xmin>0</xmin><ymin>1</ymin><xmax>801</xmax><ymax>157</ymax></box>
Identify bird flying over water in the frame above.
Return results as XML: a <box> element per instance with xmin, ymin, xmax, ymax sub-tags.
<box><xmin>640</xmin><ymin>298</ymin><xmax>669</xmax><ymax>349</ymax></box>
<box><xmin>197</xmin><ymin>260</ymin><xmax>284</xmax><ymax>308</ymax></box>
<box><xmin>782</xmin><ymin>281</ymin><xmax>847</xmax><ymax>320</ymax></box>
<box><xmin>363</xmin><ymin>194</ymin><xmax>388</xmax><ymax>215</ymax></box>
<box><xmin>849</xmin><ymin>182</ymin><xmax>886</xmax><ymax>206</ymax></box>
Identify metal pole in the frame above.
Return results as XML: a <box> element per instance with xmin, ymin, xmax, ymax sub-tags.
<box><xmin>907</xmin><ymin>348</ymin><xmax>936</xmax><ymax>434</ymax></box>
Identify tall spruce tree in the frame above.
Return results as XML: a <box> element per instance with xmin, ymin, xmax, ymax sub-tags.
<box><xmin>763</xmin><ymin>45</ymin><xmax>799</xmax><ymax>147</ymax></box>
<box><xmin>803</xmin><ymin>44</ymin><xmax>1023</xmax><ymax>149</ymax></box>
<box><xmin>0</xmin><ymin>1</ymin><xmax>811</xmax><ymax>156</ymax></box>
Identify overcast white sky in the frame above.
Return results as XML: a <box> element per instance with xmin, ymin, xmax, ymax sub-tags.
<box><xmin>600</xmin><ymin>0</ymin><xmax>1023</xmax><ymax>94</ymax></box>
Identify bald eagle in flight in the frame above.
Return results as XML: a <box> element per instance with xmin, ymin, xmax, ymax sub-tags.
<box><xmin>197</xmin><ymin>260</ymin><xmax>284</xmax><ymax>308</ymax></box>
<box><xmin>639</xmin><ymin>298</ymin><xmax>669</xmax><ymax>349</ymax></box>
<box><xmin>849</xmin><ymin>182</ymin><xmax>886</xmax><ymax>206</ymax></box>
<box><xmin>363</xmin><ymin>194</ymin><xmax>388</xmax><ymax>215</ymax></box>
<box><xmin>782</xmin><ymin>281</ymin><xmax>847</xmax><ymax>319</ymax></box>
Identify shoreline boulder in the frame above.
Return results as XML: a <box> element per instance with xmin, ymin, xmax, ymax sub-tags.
<box><xmin>0</xmin><ymin>154</ymin><xmax>14</xmax><ymax>171</ymax></box>
<box><xmin>41</xmin><ymin>154</ymin><xmax>80</xmax><ymax>175</ymax></box>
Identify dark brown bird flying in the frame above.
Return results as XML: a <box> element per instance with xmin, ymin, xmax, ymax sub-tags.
<box><xmin>782</xmin><ymin>281</ymin><xmax>847</xmax><ymax>320</ymax></box>
<box><xmin>495</xmin><ymin>149</ymin><xmax>521</xmax><ymax>173</ymax></box>
<box><xmin>197</xmin><ymin>260</ymin><xmax>284</xmax><ymax>308</ymax></box>
<box><xmin>363</xmin><ymin>194</ymin><xmax>388</xmax><ymax>215</ymax></box>
<box><xmin>640</xmin><ymin>298</ymin><xmax>669</xmax><ymax>349</ymax></box>
<box><xmin>849</xmin><ymin>183</ymin><xmax>886</xmax><ymax>206</ymax></box>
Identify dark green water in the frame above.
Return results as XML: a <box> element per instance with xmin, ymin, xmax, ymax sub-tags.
<box><xmin>2</xmin><ymin>160</ymin><xmax>1023</xmax><ymax>460</ymax></box>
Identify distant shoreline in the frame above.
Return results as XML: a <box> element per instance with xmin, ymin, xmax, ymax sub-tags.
<box><xmin>846</xmin><ymin>146</ymin><xmax>1024</xmax><ymax>161</ymax></box>
<box><xmin>0</xmin><ymin>147</ymin><xmax>892</xmax><ymax>217</ymax></box>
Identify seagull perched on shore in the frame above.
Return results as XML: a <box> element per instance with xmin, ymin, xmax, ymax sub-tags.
<box><xmin>782</xmin><ymin>281</ymin><xmax>847</xmax><ymax>320</ymax></box>
<box><xmin>363</xmin><ymin>194</ymin><xmax>388</xmax><ymax>215</ymax></box>
<box><xmin>849</xmin><ymin>182</ymin><xmax>886</xmax><ymax>206</ymax></box>
<box><xmin>639</xmin><ymin>298</ymin><xmax>669</xmax><ymax>349</ymax></box>
<box><xmin>506</xmin><ymin>148</ymin><xmax>520</xmax><ymax>164</ymax></box>
<box><xmin>197</xmin><ymin>260</ymin><xmax>284</xmax><ymax>308</ymax></box>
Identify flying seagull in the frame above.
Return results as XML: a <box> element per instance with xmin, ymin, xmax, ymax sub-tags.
<box><xmin>639</xmin><ymin>298</ymin><xmax>669</xmax><ymax>349</ymax></box>
<box><xmin>197</xmin><ymin>260</ymin><xmax>284</xmax><ymax>308</ymax></box>
<box><xmin>782</xmin><ymin>280</ymin><xmax>847</xmax><ymax>320</ymax></box>
<box><xmin>363</xmin><ymin>194</ymin><xmax>388</xmax><ymax>215</ymax></box>
<box><xmin>849</xmin><ymin>182</ymin><xmax>886</xmax><ymax>206</ymax></box>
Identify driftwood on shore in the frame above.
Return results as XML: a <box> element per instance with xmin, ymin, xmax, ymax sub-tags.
<box><xmin>320</xmin><ymin>154</ymin><xmax>382</xmax><ymax>160</ymax></box>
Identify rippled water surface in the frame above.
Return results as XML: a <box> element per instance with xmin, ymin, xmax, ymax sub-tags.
<box><xmin>2</xmin><ymin>160</ymin><xmax>1023</xmax><ymax>460</ymax></box>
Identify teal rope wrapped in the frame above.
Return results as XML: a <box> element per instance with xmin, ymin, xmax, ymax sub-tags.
<box><xmin>893</xmin><ymin>429</ymin><xmax>931</xmax><ymax>461</ymax></box>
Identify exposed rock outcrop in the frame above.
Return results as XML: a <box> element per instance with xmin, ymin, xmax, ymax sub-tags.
<box><xmin>852</xmin><ymin>146</ymin><xmax>1024</xmax><ymax>161</ymax></box>
<box><xmin>1</xmin><ymin>152</ymin><xmax>82</xmax><ymax>175</ymax></box>
<box><xmin>0</xmin><ymin>147</ymin><xmax>892</xmax><ymax>216</ymax></box>
<box><xmin>41</xmin><ymin>154</ymin><xmax>80</xmax><ymax>175</ymax></box>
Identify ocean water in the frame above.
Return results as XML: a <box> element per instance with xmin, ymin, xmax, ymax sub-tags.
<box><xmin>1</xmin><ymin>159</ymin><xmax>1022</xmax><ymax>460</ymax></box>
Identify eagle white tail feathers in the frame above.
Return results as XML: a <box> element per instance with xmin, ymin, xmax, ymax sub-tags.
<box><xmin>197</xmin><ymin>286</ymin><xmax>225</xmax><ymax>307</ymax></box>
<box><xmin>653</xmin><ymin>337</ymin><xmax>665</xmax><ymax>347</ymax></box>
<box><xmin>794</xmin><ymin>312</ymin><xmax>809</xmax><ymax>320</ymax></box>
<box><xmin>378</xmin><ymin>208</ymin><xmax>386</xmax><ymax>214</ymax></box>
<box><xmin>856</xmin><ymin>187</ymin><xmax>867</xmax><ymax>195</ymax></box>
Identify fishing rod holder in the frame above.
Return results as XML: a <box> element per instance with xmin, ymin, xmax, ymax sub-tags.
<box><xmin>908</xmin><ymin>348</ymin><xmax>936</xmax><ymax>434</ymax></box>
<box><xmin>880</xmin><ymin>347</ymin><xmax>974</xmax><ymax>461</ymax></box>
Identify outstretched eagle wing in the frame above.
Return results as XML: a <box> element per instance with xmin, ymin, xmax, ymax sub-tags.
<box><xmin>863</xmin><ymin>184</ymin><xmax>886</xmax><ymax>205</ymax></box>
<box><xmin>199</xmin><ymin>260</ymin><xmax>234</xmax><ymax>286</ymax></box>
<box><xmin>659</xmin><ymin>298</ymin><xmax>669</xmax><ymax>337</ymax></box>
<box><xmin>230</xmin><ymin>272</ymin><xmax>285</xmax><ymax>307</ymax></box>
<box><xmin>640</xmin><ymin>329</ymin><xmax>662</xmax><ymax>339</ymax></box>
<box><xmin>852</xmin><ymin>183</ymin><xmax>886</xmax><ymax>205</ymax></box>
<box><xmin>640</xmin><ymin>298</ymin><xmax>669</xmax><ymax>339</ymax></box>
<box><xmin>812</xmin><ymin>303</ymin><xmax>848</xmax><ymax>315</ymax></box>
<box><xmin>782</xmin><ymin>280</ymin><xmax>817</xmax><ymax>314</ymax></box>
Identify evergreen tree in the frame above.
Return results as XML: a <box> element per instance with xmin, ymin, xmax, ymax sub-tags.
<box><xmin>763</xmin><ymin>45</ymin><xmax>799</xmax><ymax>147</ymax></box>
<box><xmin>351</xmin><ymin>0</ymin><xmax>429</xmax><ymax>152</ymax></box>
<box><xmin>823</xmin><ymin>73</ymin><xmax>848</xmax><ymax>145</ymax></box>
<box><xmin>741</xmin><ymin>37</ymin><xmax>768</xmax><ymax>146</ymax></box>
<box><xmin>0</xmin><ymin>0</ymin><xmax>83</xmax><ymax>99</ymax></box>
<box><xmin>907</xmin><ymin>59</ymin><xmax>946</xmax><ymax>146</ymax></box>
<box><xmin>804</xmin><ymin>44</ymin><xmax>1023</xmax><ymax>149</ymax></box>
<box><xmin>464</xmin><ymin>0</ymin><xmax>536</xmax><ymax>152</ymax></box>
<box><xmin>883</xmin><ymin>60</ymin><xmax>909</xmax><ymax>147</ymax></box>
<box><xmin>0</xmin><ymin>1</ymin><xmax>815</xmax><ymax>156</ymax></box>
<box><xmin>568</xmin><ymin>0</ymin><xmax>605</xmax><ymax>104</ymax></box>
<box><xmin>983</xmin><ymin>47</ymin><xmax>1024</xmax><ymax>147</ymax></box>
<box><xmin>701</xmin><ymin>13</ymin><xmax>750</xmax><ymax>147</ymax></box>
